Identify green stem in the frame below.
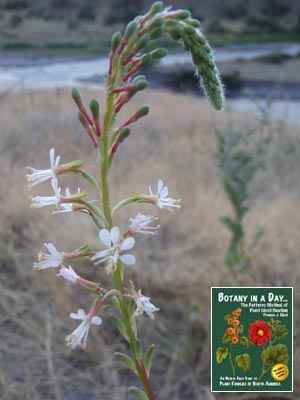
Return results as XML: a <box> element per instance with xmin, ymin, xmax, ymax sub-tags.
<box><xmin>229</xmin><ymin>345</ymin><xmax>236</xmax><ymax>376</ymax></box>
<box><xmin>113</xmin><ymin>267</ymin><xmax>155</xmax><ymax>400</ymax></box>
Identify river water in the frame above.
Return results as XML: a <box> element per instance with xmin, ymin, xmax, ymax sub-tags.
<box><xmin>0</xmin><ymin>42</ymin><xmax>300</xmax><ymax>125</ymax></box>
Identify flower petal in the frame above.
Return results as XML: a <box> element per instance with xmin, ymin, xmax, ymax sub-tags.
<box><xmin>99</xmin><ymin>229</ymin><xmax>111</xmax><ymax>248</ymax></box>
<box><xmin>70</xmin><ymin>309</ymin><xmax>85</xmax><ymax>320</ymax></box>
<box><xmin>49</xmin><ymin>148</ymin><xmax>55</xmax><ymax>167</ymax></box>
<box><xmin>160</xmin><ymin>185</ymin><xmax>168</xmax><ymax>199</ymax></box>
<box><xmin>44</xmin><ymin>242</ymin><xmax>59</xmax><ymax>256</ymax></box>
<box><xmin>120</xmin><ymin>237</ymin><xmax>135</xmax><ymax>251</ymax></box>
<box><xmin>157</xmin><ymin>179</ymin><xmax>163</xmax><ymax>194</ymax></box>
<box><xmin>91</xmin><ymin>316</ymin><xmax>102</xmax><ymax>325</ymax></box>
<box><xmin>110</xmin><ymin>226</ymin><xmax>120</xmax><ymax>245</ymax></box>
<box><xmin>120</xmin><ymin>254</ymin><xmax>136</xmax><ymax>265</ymax></box>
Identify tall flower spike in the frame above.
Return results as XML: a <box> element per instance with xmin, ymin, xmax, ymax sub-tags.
<box><xmin>66</xmin><ymin>309</ymin><xmax>102</xmax><ymax>349</ymax></box>
<box><xmin>35</xmin><ymin>242</ymin><xmax>63</xmax><ymax>269</ymax></box>
<box><xmin>93</xmin><ymin>227</ymin><xmax>136</xmax><ymax>274</ymax></box>
<box><xmin>129</xmin><ymin>213</ymin><xmax>160</xmax><ymax>235</ymax></box>
<box><xmin>133</xmin><ymin>289</ymin><xmax>159</xmax><ymax>320</ymax></box>
<box><xmin>149</xmin><ymin>179</ymin><xmax>181</xmax><ymax>210</ymax></box>
<box><xmin>26</xmin><ymin>148</ymin><xmax>60</xmax><ymax>187</ymax></box>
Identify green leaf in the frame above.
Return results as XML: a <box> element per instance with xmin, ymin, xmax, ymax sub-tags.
<box><xmin>110</xmin><ymin>315</ymin><xmax>129</xmax><ymax>341</ymax></box>
<box><xmin>128</xmin><ymin>386</ymin><xmax>148</xmax><ymax>400</ymax></box>
<box><xmin>114</xmin><ymin>352</ymin><xmax>137</xmax><ymax>375</ymax></box>
<box><xmin>134</xmin><ymin>339</ymin><xmax>142</xmax><ymax>361</ymax></box>
<box><xmin>262</xmin><ymin>344</ymin><xmax>289</xmax><ymax>365</ymax></box>
<box><xmin>128</xmin><ymin>298</ymin><xmax>136</xmax><ymax>318</ymax></box>
<box><xmin>144</xmin><ymin>344</ymin><xmax>155</xmax><ymax>377</ymax></box>
<box><xmin>239</xmin><ymin>336</ymin><xmax>249</xmax><ymax>347</ymax></box>
<box><xmin>216</xmin><ymin>347</ymin><xmax>228</xmax><ymax>364</ymax></box>
<box><xmin>236</xmin><ymin>353</ymin><xmax>251</xmax><ymax>371</ymax></box>
<box><xmin>110</xmin><ymin>296</ymin><xmax>122</xmax><ymax>312</ymax></box>
<box><xmin>222</xmin><ymin>333</ymin><xmax>231</xmax><ymax>344</ymax></box>
<box><xmin>272</xmin><ymin>324</ymin><xmax>289</xmax><ymax>341</ymax></box>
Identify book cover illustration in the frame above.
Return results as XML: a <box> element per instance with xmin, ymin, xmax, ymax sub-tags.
<box><xmin>211</xmin><ymin>287</ymin><xmax>293</xmax><ymax>392</ymax></box>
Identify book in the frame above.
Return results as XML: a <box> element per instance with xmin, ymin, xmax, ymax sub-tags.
<box><xmin>211</xmin><ymin>287</ymin><xmax>293</xmax><ymax>392</ymax></box>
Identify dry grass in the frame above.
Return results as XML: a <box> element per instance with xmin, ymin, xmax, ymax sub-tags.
<box><xmin>0</xmin><ymin>87</ymin><xmax>299</xmax><ymax>399</ymax></box>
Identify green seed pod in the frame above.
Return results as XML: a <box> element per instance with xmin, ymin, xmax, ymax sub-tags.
<box><xmin>120</xmin><ymin>126</ymin><xmax>131</xmax><ymax>140</ymax></box>
<box><xmin>150</xmin><ymin>48</ymin><xmax>168</xmax><ymax>59</ymax></box>
<box><xmin>149</xmin><ymin>26</ymin><xmax>165</xmax><ymax>40</ymax></box>
<box><xmin>111</xmin><ymin>31</ymin><xmax>121</xmax><ymax>51</ymax></box>
<box><xmin>71</xmin><ymin>87</ymin><xmax>82</xmax><ymax>106</ymax></box>
<box><xmin>125</xmin><ymin>21</ymin><xmax>138</xmax><ymax>38</ymax></box>
<box><xmin>89</xmin><ymin>99</ymin><xmax>99</xmax><ymax>119</ymax></box>
<box><xmin>149</xmin><ymin>1</ymin><xmax>164</xmax><ymax>17</ymax></box>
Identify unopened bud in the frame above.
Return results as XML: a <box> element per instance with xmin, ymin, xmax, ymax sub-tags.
<box><xmin>71</xmin><ymin>87</ymin><xmax>82</xmax><ymax>107</ymax></box>
<box><xmin>136</xmin><ymin>105</ymin><xmax>149</xmax><ymax>118</ymax></box>
<box><xmin>150</xmin><ymin>26</ymin><xmax>164</xmax><ymax>40</ymax></box>
<box><xmin>167</xmin><ymin>25</ymin><xmax>183</xmax><ymax>40</ymax></box>
<box><xmin>111</xmin><ymin>31</ymin><xmax>122</xmax><ymax>51</ymax></box>
<box><xmin>136</xmin><ymin>34</ymin><xmax>150</xmax><ymax>51</ymax></box>
<box><xmin>149</xmin><ymin>1</ymin><xmax>163</xmax><ymax>17</ymax></box>
<box><xmin>89</xmin><ymin>99</ymin><xmax>99</xmax><ymax>119</ymax></box>
<box><xmin>132</xmin><ymin>75</ymin><xmax>146</xmax><ymax>84</ymax></box>
<box><xmin>120</xmin><ymin>126</ymin><xmax>131</xmax><ymax>140</ymax></box>
<box><xmin>182</xmin><ymin>23</ymin><xmax>196</xmax><ymax>35</ymax></box>
<box><xmin>140</xmin><ymin>53</ymin><xmax>152</xmax><ymax>67</ymax></box>
<box><xmin>186</xmin><ymin>18</ymin><xmax>201</xmax><ymax>28</ymax></box>
<box><xmin>150</xmin><ymin>15</ymin><xmax>164</xmax><ymax>28</ymax></box>
<box><xmin>135</xmin><ymin>80</ymin><xmax>148</xmax><ymax>91</ymax></box>
<box><xmin>151</xmin><ymin>48</ymin><xmax>167</xmax><ymax>59</ymax></box>
<box><xmin>125</xmin><ymin>21</ymin><xmax>138</xmax><ymax>38</ymax></box>
<box><xmin>78</xmin><ymin>112</ymin><xmax>89</xmax><ymax>129</ymax></box>
<box><xmin>167</xmin><ymin>10</ymin><xmax>191</xmax><ymax>19</ymax></box>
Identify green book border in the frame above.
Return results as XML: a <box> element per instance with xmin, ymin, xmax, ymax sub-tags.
<box><xmin>211</xmin><ymin>286</ymin><xmax>293</xmax><ymax>393</ymax></box>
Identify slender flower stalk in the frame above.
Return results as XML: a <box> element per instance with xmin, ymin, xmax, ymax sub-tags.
<box><xmin>27</xmin><ymin>3</ymin><xmax>223</xmax><ymax>399</ymax></box>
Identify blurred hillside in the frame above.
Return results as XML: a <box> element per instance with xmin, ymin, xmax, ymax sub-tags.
<box><xmin>1</xmin><ymin>0</ymin><xmax>300</xmax><ymax>52</ymax></box>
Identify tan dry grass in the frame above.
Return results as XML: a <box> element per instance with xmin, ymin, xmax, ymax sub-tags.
<box><xmin>0</xmin><ymin>87</ymin><xmax>299</xmax><ymax>399</ymax></box>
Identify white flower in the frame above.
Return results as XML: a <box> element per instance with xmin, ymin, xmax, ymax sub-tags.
<box><xmin>55</xmin><ymin>187</ymin><xmax>73</xmax><ymax>213</ymax></box>
<box><xmin>149</xmin><ymin>179</ymin><xmax>181</xmax><ymax>210</ymax></box>
<box><xmin>26</xmin><ymin>148</ymin><xmax>60</xmax><ymax>187</ymax></box>
<box><xmin>66</xmin><ymin>309</ymin><xmax>102</xmax><ymax>349</ymax></box>
<box><xmin>133</xmin><ymin>290</ymin><xmax>159</xmax><ymax>320</ymax></box>
<box><xmin>57</xmin><ymin>266</ymin><xmax>79</xmax><ymax>283</ymax></box>
<box><xmin>30</xmin><ymin>178</ymin><xmax>60</xmax><ymax>209</ymax></box>
<box><xmin>129</xmin><ymin>213</ymin><xmax>160</xmax><ymax>235</ymax></box>
<box><xmin>34</xmin><ymin>242</ymin><xmax>63</xmax><ymax>269</ymax></box>
<box><xmin>93</xmin><ymin>226</ymin><xmax>136</xmax><ymax>273</ymax></box>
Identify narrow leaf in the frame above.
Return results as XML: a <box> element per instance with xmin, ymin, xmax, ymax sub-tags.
<box><xmin>128</xmin><ymin>386</ymin><xmax>148</xmax><ymax>400</ymax></box>
<box><xmin>134</xmin><ymin>339</ymin><xmax>142</xmax><ymax>361</ymax></box>
<box><xmin>110</xmin><ymin>315</ymin><xmax>129</xmax><ymax>341</ymax></box>
<box><xmin>114</xmin><ymin>352</ymin><xmax>137</xmax><ymax>375</ymax></box>
<box><xmin>144</xmin><ymin>344</ymin><xmax>155</xmax><ymax>377</ymax></box>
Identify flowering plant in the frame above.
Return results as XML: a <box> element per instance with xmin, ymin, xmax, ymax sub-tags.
<box><xmin>26</xmin><ymin>2</ymin><xmax>224</xmax><ymax>398</ymax></box>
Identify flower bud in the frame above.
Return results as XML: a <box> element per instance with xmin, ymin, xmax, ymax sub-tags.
<box><xmin>71</xmin><ymin>87</ymin><xmax>82</xmax><ymax>107</ymax></box>
<box><xmin>186</xmin><ymin>18</ymin><xmax>201</xmax><ymax>28</ymax></box>
<box><xmin>150</xmin><ymin>48</ymin><xmax>167</xmax><ymax>59</ymax></box>
<box><xmin>125</xmin><ymin>21</ymin><xmax>138</xmax><ymax>39</ymax></box>
<box><xmin>167</xmin><ymin>25</ymin><xmax>183</xmax><ymax>40</ymax></box>
<box><xmin>111</xmin><ymin>31</ymin><xmax>122</xmax><ymax>52</ymax></box>
<box><xmin>149</xmin><ymin>26</ymin><xmax>164</xmax><ymax>40</ymax></box>
<box><xmin>120</xmin><ymin>126</ymin><xmax>131</xmax><ymax>140</ymax></box>
<box><xmin>182</xmin><ymin>23</ymin><xmax>196</xmax><ymax>35</ymax></box>
<box><xmin>135</xmin><ymin>79</ymin><xmax>148</xmax><ymax>91</ymax></box>
<box><xmin>89</xmin><ymin>99</ymin><xmax>99</xmax><ymax>120</ymax></box>
<box><xmin>136</xmin><ymin>105</ymin><xmax>149</xmax><ymax>118</ymax></box>
<box><xmin>149</xmin><ymin>1</ymin><xmax>163</xmax><ymax>17</ymax></box>
<box><xmin>167</xmin><ymin>10</ymin><xmax>191</xmax><ymax>19</ymax></box>
<box><xmin>136</xmin><ymin>33</ymin><xmax>150</xmax><ymax>51</ymax></box>
<box><xmin>149</xmin><ymin>15</ymin><xmax>165</xmax><ymax>29</ymax></box>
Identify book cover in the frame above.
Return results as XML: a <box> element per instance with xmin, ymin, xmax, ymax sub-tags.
<box><xmin>211</xmin><ymin>287</ymin><xmax>293</xmax><ymax>392</ymax></box>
